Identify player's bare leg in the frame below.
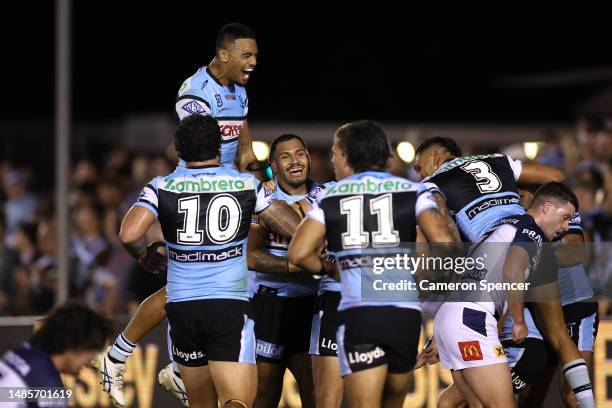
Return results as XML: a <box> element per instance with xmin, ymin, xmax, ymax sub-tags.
<box><xmin>382</xmin><ymin>372</ymin><xmax>411</xmax><ymax>408</ymax></box>
<box><xmin>124</xmin><ymin>286</ymin><xmax>167</xmax><ymax>343</ymax></box>
<box><xmin>453</xmin><ymin>363</ymin><xmax>514</xmax><ymax>408</ymax></box>
<box><xmin>343</xmin><ymin>364</ymin><xmax>387</xmax><ymax>408</ymax></box>
<box><xmin>312</xmin><ymin>355</ymin><xmax>343</xmax><ymax>408</ymax></box>
<box><xmin>287</xmin><ymin>352</ymin><xmax>315</xmax><ymax>408</ymax></box>
<box><xmin>209</xmin><ymin>361</ymin><xmax>258</xmax><ymax>408</ymax></box>
<box><xmin>177</xmin><ymin>364</ymin><xmax>220</xmax><ymax>408</ymax></box>
<box><xmin>253</xmin><ymin>361</ymin><xmax>284</xmax><ymax>408</ymax></box>
<box><xmin>437</xmin><ymin>382</ymin><xmax>476</xmax><ymax>408</ymax></box>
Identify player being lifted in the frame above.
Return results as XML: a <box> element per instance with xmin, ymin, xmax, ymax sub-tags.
<box><xmin>113</xmin><ymin>115</ymin><xmax>301</xmax><ymax>408</ymax></box>
<box><xmin>99</xmin><ymin>23</ymin><xmax>290</xmax><ymax>406</ymax></box>
<box><xmin>289</xmin><ymin>121</ymin><xmax>456</xmax><ymax>408</ymax></box>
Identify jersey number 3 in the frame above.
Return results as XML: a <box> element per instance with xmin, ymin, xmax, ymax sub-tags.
<box><xmin>461</xmin><ymin>161</ymin><xmax>502</xmax><ymax>193</ymax></box>
<box><xmin>340</xmin><ymin>193</ymin><xmax>400</xmax><ymax>249</ymax></box>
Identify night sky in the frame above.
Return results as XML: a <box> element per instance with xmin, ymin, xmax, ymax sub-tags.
<box><xmin>5</xmin><ymin>5</ymin><xmax>612</xmax><ymax>123</ymax></box>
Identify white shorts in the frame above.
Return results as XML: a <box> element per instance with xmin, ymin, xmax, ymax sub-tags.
<box><xmin>433</xmin><ymin>302</ymin><xmax>508</xmax><ymax>370</ymax></box>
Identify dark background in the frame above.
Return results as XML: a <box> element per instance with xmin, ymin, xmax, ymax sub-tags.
<box><xmin>4</xmin><ymin>5</ymin><xmax>612</xmax><ymax>123</ymax></box>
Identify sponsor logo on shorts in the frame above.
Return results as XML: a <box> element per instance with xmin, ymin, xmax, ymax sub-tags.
<box><xmin>256</xmin><ymin>340</ymin><xmax>285</xmax><ymax>360</ymax></box>
<box><xmin>321</xmin><ymin>337</ymin><xmax>338</xmax><ymax>351</ymax></box>
<box><xmin>494</xmin><ymin>345</ymin><xmax>506</xmax><ymax>357</ymax></box>
<box><xmin>172</xmin><ymin>345</ymin><xmax>205</xmax><ymax>362</ymax></box>
<box><xmin>458</xmin><ymin>341</ymin><xmax>483</xmax><ymax>361</ymax></box>
<box><xmin>347</xmin><ymin>347</ymin><xmax>385</xmax><ymax>365</ymax></box>
<box><xmin>511</xmin><ymin>371</ymin><xmax>527</xmax><ymax>391</ymax></box>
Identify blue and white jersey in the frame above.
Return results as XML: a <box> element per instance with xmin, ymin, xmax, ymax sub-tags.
<box><xmin>554</xmin><ymin>213</ymin><xmax>594</xmax><ymax>305</ymax></box>
<box><xmin>457</xmin><ymin>214</ymin><xmax>547</xmax><ymax>317</ymax></box>
<box><xmin>247</xmin><ymin>181</ymin><xmax>333</xmax><ymax>297</ymax></box>
<box><xmin>176</xmin><ymin>66</ymin><xmax>249</xmax><ymax>167</ymax></box>
<box><xmin>134</xmin><ymin>165</ymin><xmax>273</xmax><ymax>302</ymax></box>
<box><xmin>308</xmin><ymin>181</ymin><xmax>342</xmax><ymax>294</ymax></box>
<box><xmin>423</xmin><ymin>154</ymin><xmax>524</xmax><ymax>242</ymax></box>
<box><xmin>307</xmin><ymin>172</ymin><xmax>437</xmax><ymax>311</ymax></box>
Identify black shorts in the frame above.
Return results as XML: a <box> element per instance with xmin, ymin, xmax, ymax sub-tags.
<box><xmin>562</xmin><ymin>301</ymin><xmax>599</xmax><ymax>352</ymax></box>
<box><xmin>250</xmin><ymin>292</ymin><xmax>315</xmax><ymax>363</ymax></box>
<box><xmin>309</xmin><ymin>291</ymin><xmax>342</xmax><ymax>357</ymax></box>
<box><xmin>502</xmin><ymin>338</ymin><xmax>554</xmax><ymax>395</ymax></box>
<box><xmin>337</xmin><ymin>306</ymin><xmax>421</xmax><ymax>376</ymax></box>
<box><xmin>165</xmin><ymin>299</ymin><xmax>256</xmax><ymax>367</ymax></box>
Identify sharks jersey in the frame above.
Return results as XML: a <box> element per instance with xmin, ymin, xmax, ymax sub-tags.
<box><xmin>307</xmin><ymin>172</ymin><xmax>438</xmax><ymax>311</ymax></box>
<box><xmin>554</xmin><ymin>213</ymin><xmax>593</xmax><ymax>305</ymax></box>
<box><xmin>423</xmin><ymin>154</ymin><xmax>524</xmax><ymax>242</ymax></box>
<box><xmin>134</xmin><ymin>165</ymin><xmax>273</xmax><ymax>302</ymax></box>
<box><xmin>247</xmin><ymin>181</ymin><xmax>334</xmax><ymax>297</ymax></box>
<box><xmin>176</xmin><ymin>66</ymin><xmax>249</xmax><ymax>167</ymax></box>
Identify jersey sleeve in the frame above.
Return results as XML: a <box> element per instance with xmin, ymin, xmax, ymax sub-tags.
<box><xmin>422</xmin><ymin>180</ymin><xmax>446</xmax><ymax>200</ymax></box>
<box><xmin>243</xmin><ymin>95</ymin><xmax>249</xmax><ymax>117</ymax></box>
<box><xmin>254</xmin><ymin>180</ymin><xmax>276</xmax><ymax>214</ymax></box>
<box><xmin>133</xmin><ymin>178</ymin><xmax>159</xmax><ymax>218</ymax></box>
<box><xmin>506</xmin><ymin>155</ymin><xmax>523</xmax><ymax>181</ymax></box>
<box><xmin>175</xmin><ymin>95</ymin><xmax>212</xmax><ymax>120</ymax></box>
<box><xmin>306</xmin><ymin>200</ymin><xmax>325</xmax><ymax>225</ymax></box>
<box><xmin>415</xmin><ymin>189</ymin><xmax>439</xmax><ymax>218</ymax></box>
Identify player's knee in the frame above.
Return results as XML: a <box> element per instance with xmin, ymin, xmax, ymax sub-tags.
<box><xmin>223</xmin><ymin>399</ymin><xmax>249</xmax><ymax>408</ymax></box>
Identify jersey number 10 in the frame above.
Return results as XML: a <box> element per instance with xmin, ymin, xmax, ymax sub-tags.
<box><xmin>177</xmin><ymin>194</ymin><xmax>242</xmax><ymax>245</ymax></box>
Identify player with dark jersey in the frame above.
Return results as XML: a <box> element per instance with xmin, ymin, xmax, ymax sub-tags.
<box><xmin>116</xmin><ymin>115</ymin><xmax>301</xmax><ymax>408</ymax></box>
<box><xmin>289</xmin><ymin>121</ymin><xmax>456</xmax><ymax>408</ymax></box>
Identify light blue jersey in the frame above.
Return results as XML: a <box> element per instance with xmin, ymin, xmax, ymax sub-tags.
<box><xmin>307</xmin><ymin>172</ymin><xmax>438</xmax><ymax>311</ymax></box>
<box><xmin>176</xmin><ymin>66</ymin><xmax>249</xmax><ymax>167</ymax></box>
<box><xmin>134</xmin><ymin>165</ymin><xmax>273</xmax><ymax>302</ymax></box>
<box><xmin>423</xmin><ymin>154</ymin><xmax>525</xmax><ymax>242</ymax></box>
<box><xmin>247</xmin><ymin>181</ymin><xmax>332</xmax><ymax>297</ymax></box>
<box><xmin>555</xmin><ymin>213</ymin><xmax>593</xmax><ymax>305</ymax></box>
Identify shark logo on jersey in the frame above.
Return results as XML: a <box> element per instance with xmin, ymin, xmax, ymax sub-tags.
<box><xmin>200</xmin><ymin>79</ymin><xmax>208</xmax><ymax>90</ymax></box>
<box><xmin>239</xmin><ymin>95</ymin><xmax>246</xmax><ymax>108</ymax></box>
<box><xmin>182</xmin><ymin>101</ymin><xmax>206</xmax><ymax>115</ymax></box>
<box><xmin>215</xmin><ymin>94</ymin><xmax>223</xmax><ymax>108</ymax></box>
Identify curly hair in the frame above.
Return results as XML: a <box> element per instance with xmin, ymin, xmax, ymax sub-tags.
<box><xmin>174</xmin><ymin>115</ymin><xmax>222</xmax><ymax>163</ymax></box>
<box><xmin>30</xmin><ymin>302</ymin><xmax>112</xmax><ymax>354</ymax></box>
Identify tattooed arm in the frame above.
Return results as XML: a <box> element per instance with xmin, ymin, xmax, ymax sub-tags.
<box><xmin>247</xmin><ymin>223</ymin><xmax>300</xmax><ymax>273</ymax></box>
<box><xmin>430</xmin><ymin>192</ymin><xmax>462</xmax><ymax>242</ymax></box>
<box><xmin>258</xmin><ymin>200</ymin><xmax>302</xmax><ymax>240</ymax></box>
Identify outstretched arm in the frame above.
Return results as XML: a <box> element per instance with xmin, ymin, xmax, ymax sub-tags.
<box><xmin>288</xmin><ymin>218</ymin><xmax>327</xmax><ymax>274</ymax></box>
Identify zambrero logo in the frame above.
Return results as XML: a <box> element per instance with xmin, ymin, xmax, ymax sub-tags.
<box><xmin>458</xmin><ymin>341</ymin><xmax>483</xmax><ymax>361</ymax></box>
<box><xmin>494</xmin><ymin>345</ymin><xmax>506</xmax><ymax>358</ymax></box>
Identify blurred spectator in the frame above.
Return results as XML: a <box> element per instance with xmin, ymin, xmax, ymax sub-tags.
<box><xmin>70</xmin><ymin>206</ymin><xmax>117</xmax><ymax>315</ymax></box>
<box><xmin>31</xmin><ymin>219</ymin><xmax>57</xmax><ymax>314</ymax></box>
<box><xmin>0</xmin><ymin>218</ymin><xmax>16</xmax><ymax>315</ymax></box>
<box><xmin>538</xmin><ymin>129</ymin><xmax>564</xmax><ymax>169</ymax></box>
<box><xmin>3</xmin><ymin>171</ymin><xmax>38</xmax><ymax>234</ymax></box>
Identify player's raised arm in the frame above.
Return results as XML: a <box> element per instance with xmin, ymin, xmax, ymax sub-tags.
<box><xmin>517</xmin><ymin>161</ymin><xmax>565</xmax><ymax>185</ymax></box>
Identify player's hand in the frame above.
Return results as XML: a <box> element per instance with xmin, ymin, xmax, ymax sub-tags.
<box><xmin>320</xmin><ymin>254</ymin><xmax>340</xmax><ymax>282</ymax></box>
<box><xmin>414</xmin><ymin>338</ymin><xmax>439</xmax><ymax>369</ymax></box>
<box><xmin>138</xmin><ymin>241</ymin><xmax>167</xmax><ymax>274</ymax></box>
<box><xmin>512</xmin><ymin>320</ymin><xmax>528</xmax><ymax>344</ymax></box>
<box><xmin>262</xmin><ymin>180</ymin><xmax>276</xmax><ymax>192</ymax></box>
